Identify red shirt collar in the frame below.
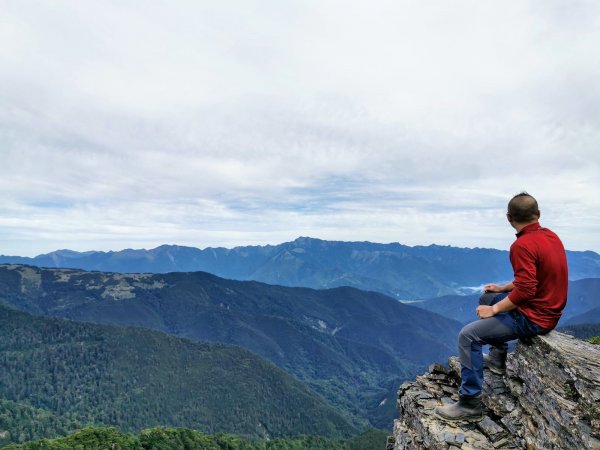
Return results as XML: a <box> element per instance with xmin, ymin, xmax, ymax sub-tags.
<box><xmin>516</xmin><ymin>221</ymin><xmax>542</xmax><ymax>237</ymax></box>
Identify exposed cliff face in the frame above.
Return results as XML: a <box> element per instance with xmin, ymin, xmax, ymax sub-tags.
<box><xmin>388</xmin><ymin>332</ymin><xmax>600</xmax><ymax>450</ymax></box>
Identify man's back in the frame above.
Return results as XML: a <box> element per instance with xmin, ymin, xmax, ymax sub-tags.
<box><xmin>508</xmin><ymin>222</ymin><xmax>568</xmax><ymax>330</ymax></box>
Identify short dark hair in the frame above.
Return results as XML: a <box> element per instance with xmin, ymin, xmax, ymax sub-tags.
<box><xmin>507</xmin><ymin>192</ymin><xmax>539</xmax><ymax>223</ymax></box>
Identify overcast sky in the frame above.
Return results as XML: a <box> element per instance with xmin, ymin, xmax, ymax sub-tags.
<box><xmin>1</xmin><ymin>0</ymin><xmax>599</xmax><ymax>256</ymax></box>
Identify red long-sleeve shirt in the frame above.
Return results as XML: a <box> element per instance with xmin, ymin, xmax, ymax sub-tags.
<box><xmin>508</xmin><ymin>222</ymin><xmax>568</xmax><ymax>330</ymax></box>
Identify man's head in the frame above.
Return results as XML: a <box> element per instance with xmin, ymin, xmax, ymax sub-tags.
<box><xmin>507</xmin><ymin>192</ymin><xmax>540</xmax><ymax>227</ymax></box>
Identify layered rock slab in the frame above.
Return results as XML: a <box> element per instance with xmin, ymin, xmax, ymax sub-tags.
<box><xmin>388</xmin><ymin>332</ymin><xmax>600</xmax><ymax>450</ymax></box>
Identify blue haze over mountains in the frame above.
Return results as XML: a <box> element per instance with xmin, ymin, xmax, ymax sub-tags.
<box><xmin>3</xmin><ymin>237</ymin><xmax>600</xmax><ymax>299</ymax></box>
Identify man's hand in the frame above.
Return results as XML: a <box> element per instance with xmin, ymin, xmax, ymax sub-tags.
<box><xmin>476</xmin><ymin>305</ymin><xmax>496</xmax><ymax>319</ymax></box>
<box><xmin>483</xmin><ymin>284</ymin><xmax>504</xmax><ymax>293</ymax></box>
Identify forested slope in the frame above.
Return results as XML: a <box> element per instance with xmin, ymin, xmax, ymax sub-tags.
<box><xmin>0</xmin><ymin>304</ymin><xmax>353</xmax><ymax>441</ymax></box>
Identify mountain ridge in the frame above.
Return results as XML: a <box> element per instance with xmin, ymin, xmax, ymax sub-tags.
<box><xmin>2</xmin><ymin>237</ymin><xmax>599</xmax><ymax>299</ymax></box>
<box><xmin>0</xmin><ymin>264</ymin><xmax>462</xmax><ymax>428</ymax></box>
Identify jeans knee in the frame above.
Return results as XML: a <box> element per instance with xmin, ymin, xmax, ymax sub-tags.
<box><xmin>459</xmin><ymin>324</ymin><xmax>474</xmax><ymax>346</ymax></box>
<box><xmin>479</xmin><ymin>292</ymin><xmax>497</xmax><ymax>306</ymax></box>
<box><xmin>480</xmin><ymin>291</ymin><xmax>508</xmax><ymax>306</ymax></box>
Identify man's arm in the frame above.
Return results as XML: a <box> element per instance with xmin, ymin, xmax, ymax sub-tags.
<box><xmin>478</xmin><ymin>243</ymin><xmax>537</xmax><ymax>319</ymax></box>
<box><xmin>476</xmin><ymin>296</ymin><xmax>517</xmax><ymax>319</ymax></box>
<box><xmin>477</xmin><ymin>296</ymin><xmax>517</xmax><ymax>319</ymax></box>
<box><xmin>483</xmin><ymin>282</ymin><xmax>514</xmax><ymax>293</ymax></box>
<box><xmin>477</xmin><ymin>282</ymin><xmax>517</xmax><ymax>318</ymax></box>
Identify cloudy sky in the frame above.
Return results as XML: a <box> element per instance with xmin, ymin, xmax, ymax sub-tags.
<box><xmin>1</xmin><ymin>0</ymin><xmax>599</xmax><ymax>256</ymax></box>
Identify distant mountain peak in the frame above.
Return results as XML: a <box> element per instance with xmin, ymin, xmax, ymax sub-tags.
<box><xmin>154</xmin><ymin>244</ymin><xmax>198</xmax><ymax>251</ymax></box>
<box><xmin>1</xmin><ymin>239</ymin><xmax>599</xmax><ymax>299</ymax></box>
<box><xmin>292</xmin><ymin>236</ymin><xmax>325</xmax><ymax>244</ymax></box>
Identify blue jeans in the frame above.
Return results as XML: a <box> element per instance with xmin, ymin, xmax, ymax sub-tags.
<box><xmin>459</xmin><ymin>292</ymin><xmax>550</xmax><ymax>397</ymax></box>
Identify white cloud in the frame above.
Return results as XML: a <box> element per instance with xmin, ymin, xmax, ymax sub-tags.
<box><xmin>0</xmin><ymin>0</ymin><xmax>599</xmax><ymax>256</ymax></box>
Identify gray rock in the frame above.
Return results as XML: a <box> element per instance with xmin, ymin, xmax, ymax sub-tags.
<box><xmin>477</xmin><ymin>416</ymin><xmax>505</xmax><ymax>439</ymax></box>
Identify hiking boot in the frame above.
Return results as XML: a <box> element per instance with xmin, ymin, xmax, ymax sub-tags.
<box><xmin>435</xmin><ymin>395</ymin><xmax>483</xmax><ymax>423</ymax></box>
<box><xmin>484</xmin><ymin>348</ymin><xmax>507</xmax><ymax>375</ymax></box>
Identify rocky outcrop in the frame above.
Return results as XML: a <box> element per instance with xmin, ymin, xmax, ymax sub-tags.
<box><xmin>388</xmin><ymin>332</ymin><xmax>600</xmax><ymax>449</ymax></box>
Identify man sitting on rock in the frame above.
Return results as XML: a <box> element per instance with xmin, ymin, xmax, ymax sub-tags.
<box><xmin>435</xmin><ymin>192</ymin><xmax>568</xmax><ymax>422</ymax></box>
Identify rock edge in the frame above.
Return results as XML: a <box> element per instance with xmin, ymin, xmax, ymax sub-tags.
<box><xmin>388</xmin><ymin>332</ymin><xmax>600</xmax><ymax>450</ymax></box>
